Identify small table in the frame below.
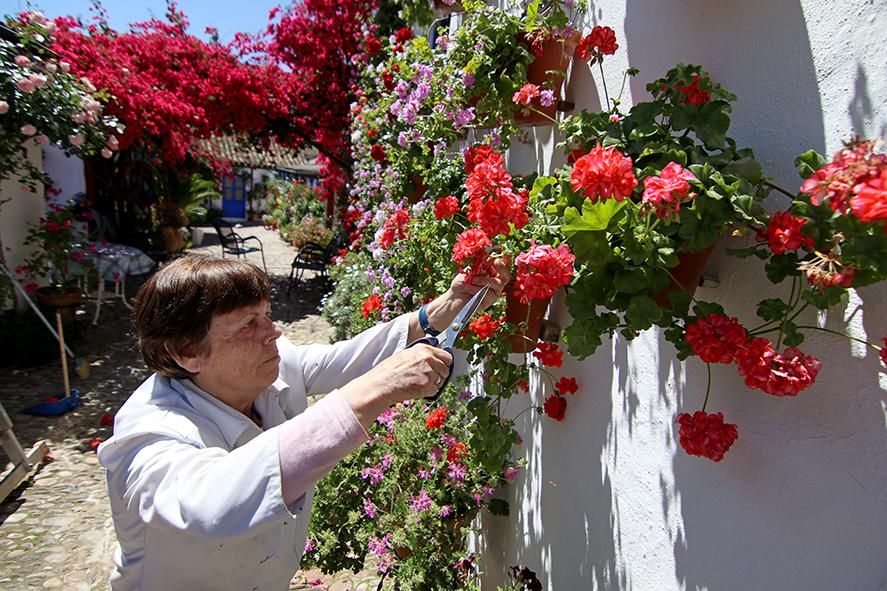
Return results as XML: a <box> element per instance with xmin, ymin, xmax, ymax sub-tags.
<box><xmin>89</xmin><ymin>242</ymin><xmax>156</xmax><ymax>324</ymax></box>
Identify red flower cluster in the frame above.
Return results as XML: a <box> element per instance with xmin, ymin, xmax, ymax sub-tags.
<box><xmin>99</xmin><ymin>413</ymin><xmax>115</xmax><ymax>427</ymax></box>
<box><xmin>513</xmin><ymin>242</ymin><xmax>575</xmax><ymax>303</ymax></box>
<box><xmin>361</xmin><ymin>294</ymin><xmax>382</xmax><ymax>319</ymax></box>
<box><xmin>394</xmin><ymin>27</ymin><xmax>413</xmax><ymax>44</ymax></box>
<box><xmin>641</xmin><ymin>162</ymin><xmax>697</xmax><ymax>218</ymax></box>
<box><xmin>676</xmin><ymin>411</ymin><xmax>738</xmax><ymax>462</ymax></box>
<box><xmin>533</xmin><ymin>342</ymin><xmax>563</xmax><ymax>367</ymax></box>
<box><xmin>570</xmin><ymin>144</ymin><xmax>638</xmax><ymax>202</ymax></box>
<box><xmin>469</xmin><ymin>313</ymin><xmax>504</xmax><ymax>340</ymax></box>
<box><xmin>512</xmin><ymin>82</ymin><xmax>541</xmax><ymax>106</ymax></box>
<box><xmin>452</xmin><ymin>228</ymin><xmax>494</xmax><ymax>282</ymax></box>
<box><xmin>378</xmin><ymin>209</ymin><xmax>411</xmax><ymax>249</ymax></box>
<box><xmin>766</xmin><ymin>211</ymin><xmax>815</xmax><ymax>254</ymax></box>
<box><xmin>370</xmin><ymin>144</ymin><xmax>387</xmax><ymax>162</ymax></box>
<box><xmin>798</xmin><ymin>251</ymin><xmax>856</xmax><ymax>289</ymax></box>
<box><xmin>425</xmin><ymin>407</ymin><xmax>448</xmax><ymax>430</ymax></box>
<box><xmin>465</xmin><ymin>147</ymin><xmax>528</xmax><ymax>236</ymax></box>
<box><xmin>684</xmin><ymin>314</ymin><xmax>748</xmax><ymax>364</ymax></box>
<box><xmin>447</xmin><ymin>441</ymin><xmax>469</xmax><ymax>463</ymax></box>
<box><xmin>555</xmin><ymin>377</ymin><xmax>578</xmax><ymax>395</ymax></box>
<box><xmin>365</xmin><ymin>36</ymin><xmax>382</xmax><ymax>56</ymax></box>
<box><xmin>543</xmin><ymin>395</ymin><xmax>567</xmax><ymax>421</ymax></box>
<box><xmin>464</xmin><ymin>144</ymin><xmax>497</xmax><ymax>174</ymax></box>
<box><xmin>434</xmin><ymin>195</ymin><xmax>460</xmax><ymax>220</ymax></box>
<box><xmin>676</xmin><ymin>75</ymin><xmax>711</xmax><ymax>106</ymax></box>
<box><xmin>686</xmin><ymin>315</ymin><xmax>822</xmax><ymax>397</ymax></box>
<box><xmin>576</xmin><ymin>25</ymin><xmax>618</xmax><ymax>60</ymax></box>
<box><xmin>735</xmin><ymin>340</ymin><xmax>821</xmax><ymax>397</ymax></box>
<box><xmin>800</xmin><ymin>139</ymin><xmax>887</xmax><ymax>216</ymax></box>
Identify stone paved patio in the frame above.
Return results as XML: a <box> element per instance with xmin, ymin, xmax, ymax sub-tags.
<box><xmin>0</xmin><ymin>224</ymin><xmax>383</xmax><ymax>590</ymax></box>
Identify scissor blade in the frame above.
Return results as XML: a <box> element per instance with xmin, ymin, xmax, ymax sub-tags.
<box><xmin>441</xmin><ymin>285</ymin><xmax>490</xmax><ymax>349</ymax></box>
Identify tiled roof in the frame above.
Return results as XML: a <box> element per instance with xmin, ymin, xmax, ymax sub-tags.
<box><xmin>199</xmin><ymin>135</ymin><xmax>320</xmax><ymax>172</ymax></box>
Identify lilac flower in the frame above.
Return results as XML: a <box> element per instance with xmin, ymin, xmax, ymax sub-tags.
<box><xmin>394</xmin><ymin>80</ymin><xmax>411</xmax><ymax>100</ymax></box>
<box><xmin>447</xmin><ymin>462</ymin><xmax>467</xmax><ymax>481</ymax></box>
<box><xmin>458</xmin><ymin>389</ymin><xmax>473</xmax><ymax>402</ymax></box>
<box><xmin>381</xmin><ymin>452</ymin><xmax>394</xmax><ymax>469</ymax></box>
<box><xmin>414</xmin><ymin>82</ymin><xmax>431</xmax><ymax>102</ymax></box>
<box><xmin>503</xmin><ymin>466</ymin><xmax>522</xmax><ymax>481</ymax></box>
<box><xmin>440</xmin><ymin>434</ymin><xmax>457</xmax><ymax>447</ymax></box>
<box><xmin>418</xmin><ymin>467</ymin><xmax>432</xmax><ymax>480</ymax></box>
<box><xmin>433</xmin><ymin>141</ymin><xmax>447</xmax><ymax>156</ymax></box>
<box><xmin>363</xmin><ymin>497</ymin><xmax>378</xmax><ymax>519</ymax></box>
<box><xmin>415</xmin><ymin>64</ymin><xmax>433</xmax><ymax>82</ymax></box>
<box><xmin>380</xmin><ymin>309</ymin><xmax>390</xmax><ymax>321</ymax></box>
<box><xmin>398</xmin><ymin>131</ymin><xmax>410</xmax><ymax>148</ymax></box>
<box><xmin>381</xmin><ymin>273</ymin><xmax>396</xmax><ymax>288</ymax></box>
<box><xmin>429</xmin><ymin>446</ymin><xmax>443</xmax><ymax>462</ymax></box>
<box><xmin>400</xmin><ymin>286</ymin><xmax>412</xmax><ymax>298</ymax></box>
<box><xmin>453</xmin><ymin>107</ymin><xmax>475</xmax><ymax>129</ymax></box>
<box><xmin>366</xmin><ymin>270</ymin><xmax>377</xmax><ymax>282</ymax></box>
<box><xmin>372</xmin><ymin>286</ymin><xmax>381</xmax><ymax>296</ymax></box>
<box><xmin>368</xmin><ymin>532</ymin><xmax>392</xmax><ymax>556</ymax></box>
<box><xmin>439</xmin><ymin>505</ymin><xmax>453</xmax><ymax>518</ymax></box>
<box><xmin>462</xmin><ymin>73</ymin><xmax>475</xmax><ymax>87</ymax></box>
<box><xmin>360</xmin><ymin>466</ymin><xmax>385</xmax><ymax>485</ymax></box>
<box><xmin>539</xmin><ymin>89</ymin><xmax>555</xmax><ymax>107</ymax></box>
<box><xmin>304</xmin><ymin>538</ymin><xmax>316</xmax><ymax>553</ymax></box>
<box><xmin>436</xmin><ymin>35</ymin><xmax>449</xmax><ymax>50</ymax></box>
<box><xmin>376</xmin><ymin>408</ymin><xmax>399</xmax><ymax>429</ymax></box>
<box><xmin>409</xmin><ymin>490</ymin><xmax>433</xmax><ymax>512</ymax></box>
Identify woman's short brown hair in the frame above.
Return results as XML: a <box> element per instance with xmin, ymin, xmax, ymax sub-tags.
<box><xmin>133</xmin><ymin>255</ymin><xmax>271</xmax><ymax>379</ymax></box>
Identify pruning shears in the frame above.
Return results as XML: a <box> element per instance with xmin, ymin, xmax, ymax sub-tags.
<box><xmin>407</xmin><ymin>285</ymin><xmax>490</xmax><ymax>401</ymax></box>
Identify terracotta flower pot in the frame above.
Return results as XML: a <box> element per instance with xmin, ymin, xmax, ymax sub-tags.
<box><xmin>505</xmin><ymin>288</ymin><xmax>551</xmax><ymax>353</ymax></box>
<box><xmin>515</xmin><ymin>30</ymin><xmax>582</xmax><ymax>126</ymax></box>
<box><xmin>160</xmin><ymin>226</ymin><xmax>185</xmax><ymax>253</ymax></box>
<box><xmin>408</xmin><ymin>174</ymin><xmax>428</xmax><ymax>204</ymax></box>
<box><xmin>651</xmin><ymin>243</ymin><xmax>717</xmax><ymax>307</ymax></box>
<box><xmin>35</xmin><ymin>286</ymin><xmax>82</xmax><ymax>320</ymax></box>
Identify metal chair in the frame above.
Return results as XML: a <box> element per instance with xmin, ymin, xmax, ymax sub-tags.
<box><xmin>211</xmin><ymin>219</ymin><xmax>267</xmax><ymax>272</ymax></box>
<box><xmin>287</xmin><ymin>231</ymin><xmax>346</xmax><ymax>294</ymax></box>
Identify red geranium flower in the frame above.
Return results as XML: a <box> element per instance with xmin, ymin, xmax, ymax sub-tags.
<box><xmin>463</xmin><ymin>144</ymin><xmax>501</xmax><ymax>174</ymax></box>
<box><xmin>434</xmin><ymin>195</ymin><xmax>460</xmax><ymax>220</ymax></box>
<box><xmin>425</xmin><ymin>407</ymin><xmax>448</xmax><ymax>429</ymax></box>
<box><xmin>512</xmin><ymin>83</ymin><xmax>541</xmax><ymax>106</ymax></box>
<box><xmin>513</xmin><ymin>241</ymin><xmax>575</xmax><ymax>304</ymax></box>
<box><xmin>555</xmin><ymin>377</ymin><xmax>579</xmax><ymax>395</ymax></box>
<box><xmin>379</xmin><ymin>209</ymin><xmax>411</xmax><ymax>249</ymax></box>
<box><xmin>370</xmin><ymin>144</ymin><xmax>386</xmax><ymax>162</ymax></box>
<box><xmin>677</xmin><ymin>75</ymin><xmax>711</xmax><ymax>106</ymax></box>
<box><xmin>447</xmin><ymin>442</ymin><xmax>469</xmax><ymax>463</ymax></box>
<box><xmin>735</xmin><ymin>339</ymin><xmax>821</xmax><ymax>396</ymax></box>
<box><xmin>641</xmin><ymin>162</ymin><xmax>697</xmax><ymax>218</ymax></box>
<box><xmin>517</xmin><ymin>379</ymin><xmax>529</xmax><ymax>392</ymax></box>
<box><xmin>452</xmin><ymin>228</ymin><xmax>492</xmax><ymax>265</ymax></box>
<box><xmin>851</xmin><ymin>168</ymin><xmax>887</xmax><ymax>224</ymax></box>
<box><xmin>676</xmin><ymin>411</ymin><xmax>738</xmax><ymax>462</ymax></box>
<box><xmin>684</xmin><ymin>314</ymin><xmax>747</xmax><ymax>364</ymax></box>
<box><xmin>89</xmin><ymin>437</ymin><xmax>103</xmax><ymax>452</ymax></box>
<box><xmin>570</xmin><ymin>144</ymin><xmax>637</xmax><ymax>202</ymax></box>
<box><xmin>361</xmin><ymin>295</ymin><xmax>383</xmax><ymax>319</ymax></box>
<box><xmin>766</xmin><ymin>211</ymin><xmax>815</xmax><ymax>254</ymax></box>
<box><xmin>533</xmin><ymin>342</ymin><xmax>563</xmax><ymax>367</ymax></box>
<box><xmin>577</xmin><ymin>25</ymin><xmax>618</xmax><ymax>60</ymax></box>
<box><xmin>395</xmin><ymin>27</ymin><xmax>413</xmax><ymax>43</ymax></box>
<box><xmin>365</xmin><ymin>36</ymin><xmax>382</xmax><ymax>56</ymax></box>
<box><xmin>543</xmin><ymin>395</ymin><xmax>567</xmax><ymax>421</ymax></box>
<box><xmin>99</xmin><ymin>413</ymin><xmax>114</xmax><ymax>426</ymax></box>
<box><xmin>469</xmin><ymin>313</ymin><xmax>503</xmax><ymax>340</ymax></box>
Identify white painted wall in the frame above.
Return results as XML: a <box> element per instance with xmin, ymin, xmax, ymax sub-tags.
<box><xmin>480</xmin><ymin>1</ymin><xmax>887</xmax><ymax>589</ymax></box>
<box><xmin>0</xmin><ymin>141</ymin><xmax>45</xmax><ymax>309</ymax></box>
<box><xmin>42</xmin><ymin>144</ymin><xmax>87</xmax><ymax>206</ymax></box>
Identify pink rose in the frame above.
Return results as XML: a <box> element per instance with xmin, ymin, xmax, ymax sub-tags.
<box><xmin>60</xmin><ymin>62</ymin><xmax>71</xmax><ymax>73</ymax></box>
<box><xmin>14</xmin><ymin>55</ymin><xmax>30</xmax><ymax>66</ymax></box>
<box><xmin>0</xmin><ymin>101</ymin><xmax>8</xmax><ymax>114</ymax></box>
<box><xmin>69</xmin><ymin>134</ymin><xmax>85</xmax><ymax>147</ymax></box>
<box><xmin>15</xmin><ymin>78</ymin><xmax>36</xmax><ymax>93</ymax></box>
<box><xmin>20</xmin><ymin>124</ymin><xmax>37</xmax><ymax>136</ymax></box>
<box><xmin>106</xmin><ymin>136</ymin><xmax>120</xmax><ymax>150</ymax></box>
<box><xmin>29</xmin><ymin>74</ymin><xmax>47</xmax><ymax>88</ymax></box>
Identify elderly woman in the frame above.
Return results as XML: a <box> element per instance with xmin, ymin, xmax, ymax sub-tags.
<box><xmin>98</xmin><ymin>255</ymin><xmax>507</xmax><ymax>591</ymax></box>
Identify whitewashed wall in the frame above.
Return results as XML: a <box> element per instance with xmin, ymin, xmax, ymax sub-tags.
<box><xmin>480</xmin><ymin>1</ymin><xmax>887</xmax><ymax>589</ymax></box>
<box><xmin>0</xmin><ymin>141</ymin><xmax>45</xmax><ymax>309</ymax></box>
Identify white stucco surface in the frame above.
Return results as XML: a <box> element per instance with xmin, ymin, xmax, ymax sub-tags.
<box><xmin>481</xmin><ymin>1</ymin><xmax>887</xmax><ymax>589</ymax></box>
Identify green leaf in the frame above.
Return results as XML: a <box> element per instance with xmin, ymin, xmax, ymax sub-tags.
<box><xmin>756</xmin><ymin>298</ymin><xmax>789</xmax><ymax>322</ymax></box>
<box><xmin>529</xmin><ymin>175</ymin><xmax>558</xmax><ymax>201</ymax></box>
<box><xmin>727</xmin><ymin>245</ymin><xmax>770</xmax><ymax>260</ymax></box>
<box><xmin>563</xmin><ymin>321</ymin><xmax>604</xmax><ymax>359</ymax></box>
<box><xmin>614</xmin><ymin>268</ymin><xmax>650</xmax><ymax>294</ymax></box>
<box><xmin>692</xmin><ymin>300</ymin><xmax>726</xmax><ymax>317</ymax></box>
<box><xmin>765</xmin><ymin>253</ymin><xmax>801</xmax><ymax>284</ymax></box>
<box><xmin>626</xmin><ymin>296</ymin><xmax>662</xmax><ymax>330</ymax></box>
<box><xmin>524</xmin><ymin>0</ymin><xmax>540</xmax><ymax>31</ymax></box>
<box><xmin>794</xmin><ymin>150</ymin><xmax>827</xmax><ymax>180</ymax></box>
<box><xmin>782</xmin><ymin>322</ymin><xmax>805</xmax><ymax>347</ymax></box>
<box><xmin>801</xmin><ymin>286</ymin><xmax>846</xmax><ymax>309</ymax></box>
<box><xmin>722</xmin><ymin>157</ymin><xmax>763</xmax><ymax>184</ymax></box>
<box><xmin>563</xmin><ymin>199</ymin><xmax>627</xmax><ymax>232</ymax></box>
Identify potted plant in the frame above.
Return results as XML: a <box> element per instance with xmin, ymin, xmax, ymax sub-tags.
<box><xmin>17</xmin><ymin>194</ymin><xmax>95</xmax><ymax>314</ymax></box>
<box><xmin>303</xmin><ymin>386</ymin><xmax>522</xmax><ymax>590</ymax></box>
<box><xmin>535</xmin><ymin>64</ymin><xmax>770</xmax><ymax>359</ymax></box>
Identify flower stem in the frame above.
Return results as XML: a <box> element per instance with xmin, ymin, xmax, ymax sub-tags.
<box><xmin>764</xmin><ymin>180</ymin><xmax>799</xmax><ymax>201</ymax></box>
<box><xmin>511</xmin><ymin>404</ymin><xmax>539</xmax><ymax>422</ymax></box>
<box><xmin>701</xmin><ymin>363</ymin><xmax>712</xmax><ymax>412</ymax></box>
<box><xmin>794</xmin><ymin>325</ymin><xmax>882</xmax><ymax>351</ymax></box>
<box><xmin>597</xmin><ymin>59</ymin><xmax>611</xmax><ymax>109</ymax></box>
<box><xmin>527</xmin><ymin>105</ymin><xmax>560</xmax><ymax>126</ymax></box>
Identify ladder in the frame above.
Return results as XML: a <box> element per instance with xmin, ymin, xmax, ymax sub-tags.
<box><xmin>0</xmin><ymin>402</ymin><xmax>49</xmax><ymax>503</ymax></box>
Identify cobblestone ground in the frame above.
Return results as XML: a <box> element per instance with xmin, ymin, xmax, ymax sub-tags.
<box><xmin>0</xmin><ymin>224</ymin><xmax>382</xmax><ymax>590</ymax></box>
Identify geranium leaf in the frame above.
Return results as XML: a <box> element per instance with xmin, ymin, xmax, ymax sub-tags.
<box><xmin>626</xmin><ymin>296</ymin><xmax>662</xmax><ymax>329</ymax></box>
<box><xmin>529</xmin><ymin>175</ymin><xmax>558</xmax><ymax>201</ymax></box>
<box><xmin>765</xmin><ymin>253</ymin><xmax>801</xmax><ymax>284</ymax></box>
<box><xmin>488</xmin><ymin>498</ymin><xmax>510</xmax><ymax>516</ymax></box>
<box><xmin>722</xmin><ymin>157</ymin><xmax>763</xmax><ymax>184</ymax></box>
<box><xmin>757</xmin><ymin>298</ymin><xmax>789</xmax><ymax>321</ymax></box>
<box><xmin>795</xmin><ymin>149</ymin><xmax>827</xmax><ymax>180</ymax></box>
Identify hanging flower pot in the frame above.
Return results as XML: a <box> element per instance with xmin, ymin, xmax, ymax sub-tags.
<box><xmin>651</xmin><ymin>243</ymin><xmax>718</xmax><ymax>307</ymax></box>
<box><xmin>515</xmin><ymin>30</ymin><xmax>581</xmax><ymax>126</ymax></box>
<box><xmin>409</xmin><ymin>174</ymin><xmax>428</xmax><ymax>204</ymax></box>
<box><xmin>505</xmin><ymin>288</ymin><xmax>551</xmax><ymax>353</ymax></box>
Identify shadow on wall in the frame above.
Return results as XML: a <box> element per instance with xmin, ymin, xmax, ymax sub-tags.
<box><xmin>624</xmin><ymin>0</ymin><xmax>825</xmax><ymax>185</ymax></box>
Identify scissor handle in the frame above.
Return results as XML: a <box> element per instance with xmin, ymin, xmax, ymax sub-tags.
<box><xmin>406</xmin><ymin>337</ymin><xmax>454</xmax><ymax>401</ymax></box>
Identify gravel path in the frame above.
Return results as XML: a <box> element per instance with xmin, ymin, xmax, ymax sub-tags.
<box><xmin>0</xmin><ymin>224</ymin><xmax>381</xmax><ymax>590</ymax></box>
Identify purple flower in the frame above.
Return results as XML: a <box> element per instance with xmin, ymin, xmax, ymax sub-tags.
<box><xmin>458</xmin><ymin>390</ymin><xmax>473</xmax><ymax>402</ymax></box>
<box><xmin>360</xmin><ymin>466</ymin><xmax>385</xmax><ymax>485</ymax></box>
<box><xmin>364</xmin><ymin>497</ymin><xmax>378</xmax><ymax>519</ymax></box>
<box><xmin>440</xmin><ymin>434</ymin><xmax>457</xmax><ymax>447</ymax></box>
<box><xmin>400</xmin><ymin>286</ymin><xmax>412</xmax><ymax>298</ymax></box>
<box><xmin>409</xmin><ymin>490</ymin><xmax>433</xmax><ymax>512</ymax></box>
<box><xmin>439</xmin><ymin>505</ymin><xmax>453</xmax><ymax>518</ymax></box>
<box><xmin>462</xmin><ymin>73</ymin><xmax>475</xmax><ymax>87</ymax></box>
<box><xmin>453</xmin><ymin>107</ymin><xmax>475</xmax><ymax>129</ymax></box>
<box><xmin>539</xmin><ymin>89</ymin><xmax>555</xmax><ymax>107</ymax></box>
<box><xmin>398</xmin><ymin>131</ymin><xmax>410</xmax><ymax>148</ymax></box>
<box><xmin>429</xmin><ymin>446</ymin><xmax>443</xmax><ymax>462</ymax></box>
<box><xmin>376</xmin><ymin>408</ymin><xmax>399</xmax><ymax>428</ymax></box>
<box><xmin>368</xmin><ymin>532</ymin><xmax>392</xmax><ymax>556</ymax></box>
<box><xmin>382</xmin><ymin>273</ymin><xmax>396</xmax><ymax>288</ymax></box>
<box><xmin>447</xmin><ymin>462</ymin><xmax>467</xmax><ymax>481</ymax></box>
<box><xmin>503</xmin><ymin>466</ymin><xmax>522</xmax><ymax>481</ymax></box>
<box><xmin>418</xmin><ymin>467</ymin><xmax>432</xmax><ymax>479</ymax></box>
<box><xmin>304</xmin><ymin>538</ymin><xmax>316</xmax><ymax>553</ymax></box>
<box><xmin>366</xmin><ymin>270</ymin><xmax>377</xmax><ymax>281</ymax></box>
<box><xmin>436</xmin><ymin>35</ymin><xmax>449</xmax><ymax>50</ymax></box>
<box><xmin>381</xmin><ymin>453</ymin><xmax>394</xmax><ymax>469</ymax></box>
